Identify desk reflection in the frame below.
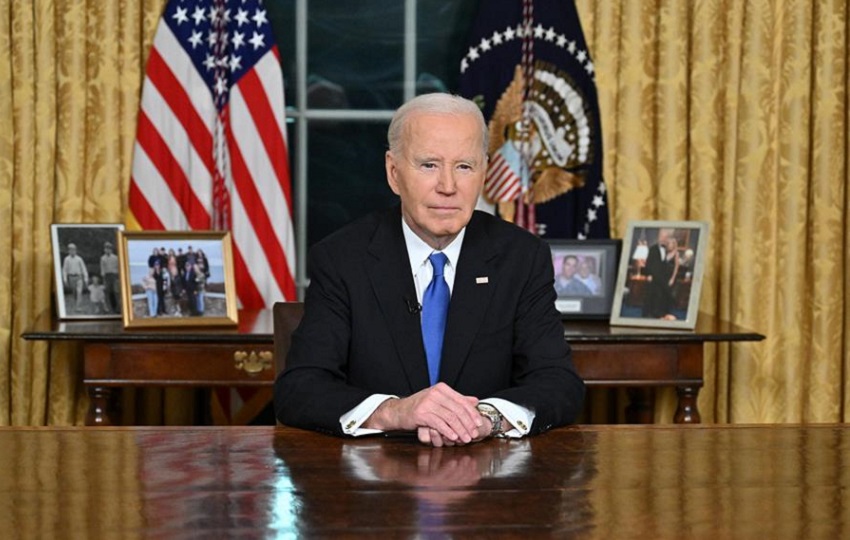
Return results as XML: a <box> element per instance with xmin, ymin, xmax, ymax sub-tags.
<box><xmin>344</xmin><ymin>438</ymin><xmax>530</xmax><ymax>504</ymax></box>
<box><xmin>272</xmin><ymin>430</ymin><xmax>596</xmax><ymax>537</ymax></box>
<box><xmin>5</xmin><ymin>426</ymin><xmax>842</xmax><ymax>538</ymax></box>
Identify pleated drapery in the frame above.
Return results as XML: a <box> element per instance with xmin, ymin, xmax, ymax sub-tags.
<box><xmin>577</xmin><ymin>0</ymin><xmax>848</xmax><ymax>422</ymax></box>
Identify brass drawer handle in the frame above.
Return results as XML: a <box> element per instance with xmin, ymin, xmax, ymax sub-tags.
<box><xmin>233</xmin><ymin>350</ymin><xmax>273</xmax><ymax>375</ymax></box>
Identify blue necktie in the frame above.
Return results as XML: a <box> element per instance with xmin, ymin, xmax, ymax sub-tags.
<box><xmin>421</xmin><ymin>253</ymin><xmax>449</xmax><ymax>386</ymax></box>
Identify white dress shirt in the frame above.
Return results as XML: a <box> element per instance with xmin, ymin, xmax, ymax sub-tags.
<box><xmin>339</xmin><ymin>218</ymin><xmax>534</xmax><ymax>438</ymax></box>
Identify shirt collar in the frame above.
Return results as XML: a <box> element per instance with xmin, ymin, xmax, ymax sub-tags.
<box><xmin>401</xmin><ymin>218</ymin><xmax>465</xmax><ymax>273</ymax></box>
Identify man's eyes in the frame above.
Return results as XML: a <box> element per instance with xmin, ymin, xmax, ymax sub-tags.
<box><xmin>418</xmin><ymin>162</ymin><xmax>476</xmax><ymax>171</ymax></box>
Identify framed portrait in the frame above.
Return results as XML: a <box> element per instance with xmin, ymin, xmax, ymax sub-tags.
<box><xmin>610</xmin><ymin>220</ymin><xmax>710</xmax><ymax>329</ymax></box>
<box><xmin>117</xmin><ymin>230</ymin><xmax>238</xmax><ymax>328</ymax></box>
<box><xmin>548</xmin><ymin>239</ymin><xmax>622</xmax><ymax>319</ymax></box>
<box><xmin>50</xmin><ymin>223</ymin><xmax>125</xmax><ymax>320</ymax></box>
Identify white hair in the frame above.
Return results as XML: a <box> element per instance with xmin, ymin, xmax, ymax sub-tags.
<box><xmin>387</xmin><ymin>93</ymin><xmax>488</xmax><ymax>157</ymax></box>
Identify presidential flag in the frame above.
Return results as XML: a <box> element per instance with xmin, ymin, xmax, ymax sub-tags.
<box><xmin>459</xmin><ymin>0</ymin><xmax>609</xmax><ymax>239</ymax></box>
<box><xmin>129</xmin><ymin>0</ymin><xmax>296</xmax><ymax>309</ymax></box>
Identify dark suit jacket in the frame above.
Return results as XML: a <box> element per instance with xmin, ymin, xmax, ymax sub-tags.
<box><xmin>643</xmin><ymin>243</ymin><xmax>676</xmax><ymax>317</ymax></box>
<box><xmin>274</xmin><ymin>206</ymin><xmax>585</xmax><ymax>436</ymax></box>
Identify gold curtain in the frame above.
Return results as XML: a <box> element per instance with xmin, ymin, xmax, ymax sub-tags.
<box><xmin>1</xmin><ymin>0</ymin><xmax>848</xmax><ymax>425</ymax></box>
<box><xmin>0</xmin><ymin>0</ymin><xmax>168</xmax><ymax>425</ymax></box>
<box><xmin>576</xmin><ymin>0</ymin><xmax>849</xmax><ymax>422</ymax></box>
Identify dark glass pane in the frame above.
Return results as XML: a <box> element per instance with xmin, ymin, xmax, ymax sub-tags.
<box><xmin>307</xmin><ymin>122</ymin><xmax>398</xmax><ymax>247</ymax></box>
<box><xmin>306</xmin><ymin>2</ymin><xmax>404</xmax><ymax>109</ymax></box>
<box><xmin>284</xmin><ymin>120</ymin><xmax>299</xmax><ymax>224</ymax></box>
<box><xmin>416</xmin><ymin>0</ymin><xmax>479</xmax><ymax>94</ymax></box>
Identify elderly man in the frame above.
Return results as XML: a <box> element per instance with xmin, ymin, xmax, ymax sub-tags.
<box><xmin>100</xmin><ymin>241</ymin><xmax>121</xmax><ymax>314</ymax></box>
<box><xmin>275</xmin><ymin>93</ymin><xmax>584</xmax><ymax>446</ymax></box>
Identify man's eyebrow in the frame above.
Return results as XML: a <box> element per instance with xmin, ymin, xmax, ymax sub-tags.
<box><xmin>409</xmin><ymin>154</ymin><xmax>482</xmax><ymax>165</ymax></box>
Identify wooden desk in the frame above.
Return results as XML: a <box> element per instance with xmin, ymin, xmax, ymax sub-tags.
<box><xmin>22</xmin><ymin>310</ymin><xmax>762</xmax><ymax>426</ymax></box>
<box><xmin>22</xmin><ymin>310</ymin><xmax>277</xmax><ymax>426</ymax></box>
<box><xmin>0</xmin><ymin>425</ymin><xmax>846</xmax><ymax>538</ymax></box>
<box><xmin>563</xmin><ymin>316</ymin><xmax>763</xmax><ymax>423</ymax></box>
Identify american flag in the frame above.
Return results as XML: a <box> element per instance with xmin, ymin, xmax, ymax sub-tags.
<box><xmin>483</xmin><ymin>137</ymin><xmax>525</xmax><ymax>204</ymax></box>
<box><xmin>129</xmin><ymin>0</ymin><xmax>296</xmax><ymax>308</ymax></box>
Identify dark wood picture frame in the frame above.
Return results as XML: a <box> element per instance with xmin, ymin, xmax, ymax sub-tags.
<box><xmin>547</xmin><ymin>239</ymin><xmax>622</xmax><ymax>320</ymax></box>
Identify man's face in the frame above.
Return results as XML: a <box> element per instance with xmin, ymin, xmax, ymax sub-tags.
<box><xmin>562</xmin><ymin>257</ymin><xmax>578</xmax><ymax>278</ymax></box>
<box><xmin>385</xmin><ymin>112</ymin><xmax>485</xmax><ymax>250</ymax></box>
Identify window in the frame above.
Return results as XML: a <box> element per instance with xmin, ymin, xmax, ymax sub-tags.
<box><xmin>268</xmin><ymin>0</ymin><xmax>476</xmax><ymax>295</ymax></box>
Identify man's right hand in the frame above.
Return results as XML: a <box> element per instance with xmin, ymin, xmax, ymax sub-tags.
<box><xmin>363</xmin><ymin>382</ymin><xmax>485</xmax><ymax>446</ymax></box>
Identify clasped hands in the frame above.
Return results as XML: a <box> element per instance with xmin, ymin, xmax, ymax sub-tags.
<box><xmin>363</xmin><ymin>382</ymin><xmax>502</xmax><ymax>447</ymax></box>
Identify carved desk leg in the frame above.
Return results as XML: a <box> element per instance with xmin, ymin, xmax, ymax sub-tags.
<box><xmin>86</xmin><ymin>386</ymin><xmax>118</xmax><ymax>426</ymax></box>
<box><xmin>674</xmin><ymin>386</ymin><xmax>701</xmax><ymax>424</ymax></box>
<box><xmin>83</xmin><ymin>343</ymin><xmax>121</xmax><ymax>426</ymax></box>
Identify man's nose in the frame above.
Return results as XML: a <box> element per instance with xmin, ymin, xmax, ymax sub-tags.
<box><xmin>436</xmin><ymin>169</ymin><xmax>457</xmax><ymax>193</ymax></box>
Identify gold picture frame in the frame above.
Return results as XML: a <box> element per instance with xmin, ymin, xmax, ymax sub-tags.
<box><xmin>610</xmin><ymin>220</ymin><xmax>709</xmax><ymax>330</ymax></box>
<box><xmin>117</xmin><ymin>230</ymin><xmax>238</xmax><ymax>328</ymax></box>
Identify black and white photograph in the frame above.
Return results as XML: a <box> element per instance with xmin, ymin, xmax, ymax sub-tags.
<box><xmin>548</xmin><ymin>239</ymin><xmax>621</xmax><ymax>319</ymax></box>
<box><xmin>117</xmin><ymin>230</ymin><xmax>238</xmax><ymax>328</ymax></box>
<box><xmin>611</xmin><ymin>220</ymin><xmax>709</xmax><ymax>329</ymax></box>
<box><xmin>50</xmin><ymin>223</ymin><xmax>125</xmax><ymax>320</ymax></box>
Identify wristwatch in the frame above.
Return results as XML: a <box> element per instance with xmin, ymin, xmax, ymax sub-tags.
<box><xmin>476</xmin><ymin>403</ymin><xmax>503</xmax><ymax>437</ymax></box>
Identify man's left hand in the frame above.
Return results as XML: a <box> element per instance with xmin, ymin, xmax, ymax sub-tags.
<box><xmin>418</xmin><ymin>421</ymin><xmax>490</xmax><ymax>447</ymax></box>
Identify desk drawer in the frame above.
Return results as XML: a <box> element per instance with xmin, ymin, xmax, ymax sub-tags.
<box><xmin>571</xmin><ymin>342</ymin><xmax>702</xmax><ymax>385</ymax></box>
<box><xmin>83</xmin><ymin>342</ymin><xmax>276</xmax><ymax>386</ymax></box>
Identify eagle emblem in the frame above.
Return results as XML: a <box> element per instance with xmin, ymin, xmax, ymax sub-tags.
<box><xmin>485</xmin><ymin>60</ymin><xmax>595</xmax><ymax>223</ymax></box>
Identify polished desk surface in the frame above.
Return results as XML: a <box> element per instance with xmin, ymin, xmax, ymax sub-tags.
<box><xmin>0</xmin><ymin>425</ymin><xmax>844</xmax><ymax>538</ymax></box>
<box><xmin>22</xmin><ymin>308</ymin><xmax>764</xmax><ymax>344</ymax></box>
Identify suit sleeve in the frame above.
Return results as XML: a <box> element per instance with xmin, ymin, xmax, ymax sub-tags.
<box><xmin>489</xmin><ymin>239</ymin><xmax>586</xmax><ymax>434</ymax></box>
<box><xmin>273</xmin><ymin>241</ymin><xmax>373</xmax><ymax>436</ymax></box>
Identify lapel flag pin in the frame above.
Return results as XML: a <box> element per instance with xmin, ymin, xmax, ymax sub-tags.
<box><xmin>476</xmin><ymin>277</ymin><xmax>489</xmax><ymax>284</ymax></box>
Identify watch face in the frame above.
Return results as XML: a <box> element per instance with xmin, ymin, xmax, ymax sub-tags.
<box><xmin>477</xmin><ymin>404</ymin><xmax>496</xmax><ymax>414</ymax></box>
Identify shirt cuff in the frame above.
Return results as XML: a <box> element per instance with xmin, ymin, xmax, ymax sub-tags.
<box><xmin>340</xmin><ymin>394</ymin><xmax>397</xmax><ymax>436</ymax></box>
<box><xmin>479</xmin><ymin>397</ymin><xmax>534</xmax><ymax>438</ymax></box>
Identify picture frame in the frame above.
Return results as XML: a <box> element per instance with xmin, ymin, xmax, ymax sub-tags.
<box><xmin>50</xmin><ymin>223</ymin><xmax>126</xmax><ymax>320</ymax></box>
<box><xmin>117</xmin><ymin>230</ymin><xmax>239</xmax><ymax>328</ymax></box>
<box><xmin>548</xmin><ymin>239</ymin><xmax>622</xmax><ymax>319</ymax></box>
<box><xmin>610</xmin><ymin>220</ymin><xmax>710</xmax><ymax>329</ymax></box>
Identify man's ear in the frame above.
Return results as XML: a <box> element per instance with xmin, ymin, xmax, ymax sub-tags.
<box><xmin>385</xmin><ymin>150</ymin><xmax>401</xmax><ymax>196</ymax></box>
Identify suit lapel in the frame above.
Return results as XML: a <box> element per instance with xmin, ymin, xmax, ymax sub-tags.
<box><xmin>441</xmin><ymin>214</ymin><xmax>497</xmax><ymax>386</ymax></box>
<box><xmin>367</xmin><ymin>208</ymin><xmax>430</xmax><ymax>391</ymax></box>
